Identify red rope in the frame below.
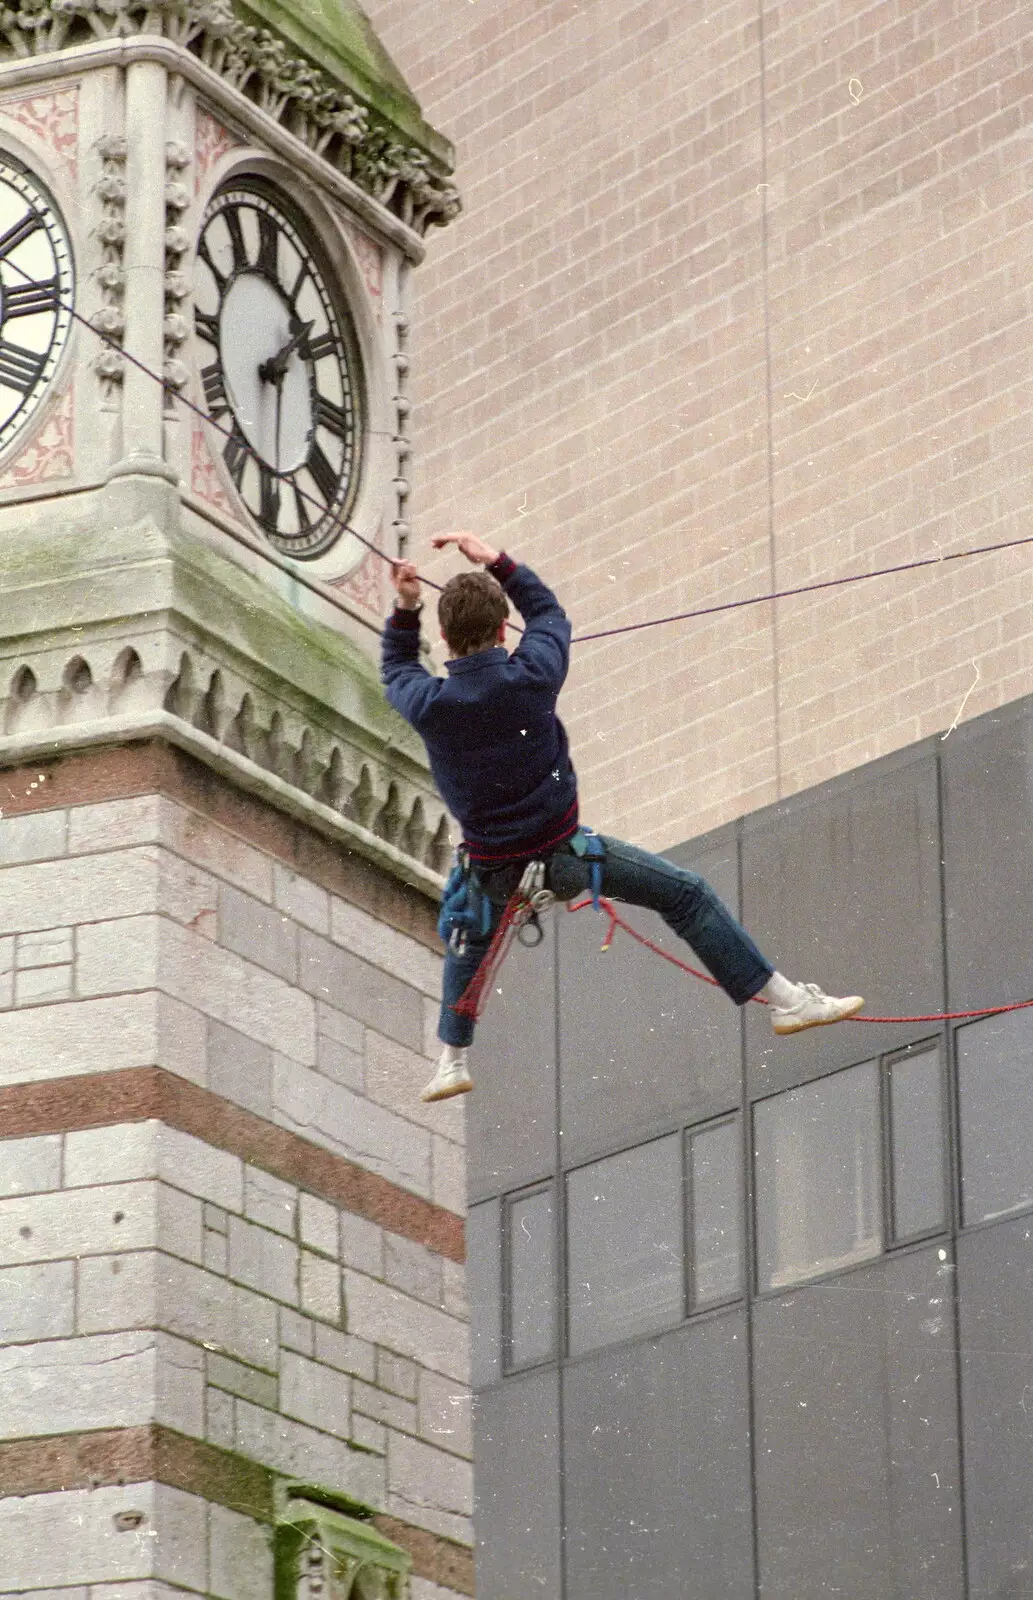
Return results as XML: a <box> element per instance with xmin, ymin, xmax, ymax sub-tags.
<box><xmin>452</xmin><ymin>892</ymin><xmax>531</xmax><ymax>1019</ymax></box>
<box><xmin>566</xmin><ymin>897</ymin><xmax>1033</xmax><ymax>1025</ymax></box>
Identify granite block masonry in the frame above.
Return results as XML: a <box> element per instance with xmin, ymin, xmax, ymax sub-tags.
<box><xmin>0</xmin><ymin>755</ymin><xmax>472</xmax><ymax>1599</ymax></box>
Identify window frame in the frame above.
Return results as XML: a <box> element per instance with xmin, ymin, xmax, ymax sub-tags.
<box><xmin>882</xmin><ymin>1036</ymin><xmax>950</xmax><ymax>1248</ymax></box>
<box><xmin>685</xmin><ymin>1112</ymin><xmax>745</xmax><ymax>1315</ymax></box>
<box><xmin>954</xmin><ymin>1008</ymin><xmax>1033</xmax><ymax>1233</ymax></box>
<box><xmin>501</xmin><ymin>1179</ymin><xmax>558</xmax><ymax>1376</ymax></box>
<box><xmin>751</xmin><ymin>1057</ymin><xmax>885</xmax><ymax>1296</ymax></box>
<box><xmin>563</xmin><ymin>1130</ymin><xmax>687</xmax><ymax>1361</ymax></box>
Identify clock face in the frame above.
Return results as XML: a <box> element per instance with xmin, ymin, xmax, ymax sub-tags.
<box><xmin>0</xmin><ymin>158</ymin><xmax>73</xmax><ymax>453</ymax></box>
<box><xmin>194</xmin><ymin>179</ymin><xmax>365</xmax><ymax>558</ymax></box>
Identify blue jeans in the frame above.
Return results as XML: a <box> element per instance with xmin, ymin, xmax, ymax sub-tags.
<box><xmin>437</xmin><ymin>834</ymin><xmax>774</xmax><ymax>1047</ymax></box>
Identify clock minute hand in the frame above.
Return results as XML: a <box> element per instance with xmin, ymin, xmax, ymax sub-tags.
<box><xmin>258</xmin><ymin>319</ymin><xmax>314</xmax><ymax>386</ymax></box>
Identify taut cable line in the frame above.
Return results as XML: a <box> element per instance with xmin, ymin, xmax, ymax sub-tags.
<box><xmin>6</xmin><ymin>254</ymin><xmax>1032</xmax><ymax>640</ymax></box>
<box><xmin>0</xmin><ymin>249</ymin><xmax>447</xmax><ymax>594</ymax></box>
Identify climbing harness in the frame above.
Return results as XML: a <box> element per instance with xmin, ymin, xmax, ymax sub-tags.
<box><xmin>452</xmin><ymin>857</ymin><xmax>555</xmax><ymax>1020</ymax></box>
<box><xmin>437</xmin><ymin>849</ymin><xmax>493</xmax><ymax>956</ymax></box>
<box><xmin>568</xmin><ymin>825</ymin><xmax>606</xmax><ymax>910</ymax></box>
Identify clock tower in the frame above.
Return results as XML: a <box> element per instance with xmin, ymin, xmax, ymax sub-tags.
<box><xmin>0</xmin><ymin>7</ymin><xmax>473</xmax><ymax>1600</ymax></box>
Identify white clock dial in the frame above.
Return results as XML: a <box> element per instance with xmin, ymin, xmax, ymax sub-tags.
<box><xmin>0</xmin><ymin>158</ymin><xmax>73</xmax><ymax>452</ymax></box>
<box><xmin>194</xmin><ymin>180</ymin><xmax>365</xmax><ymax>558</ymax></box>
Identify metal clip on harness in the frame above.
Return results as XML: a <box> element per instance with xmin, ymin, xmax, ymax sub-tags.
<box><xmin>515</xmin><ymin>860</ymin><xmax>554</xmax><ymax>947</ymax></box>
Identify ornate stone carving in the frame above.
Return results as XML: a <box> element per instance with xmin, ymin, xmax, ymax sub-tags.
<box><xmin>189</xmin><ymin>414</ymin><xmax>234</xmax><ymax>515</ymax></box>
<box><xmin>163</xmin><ymin>137</ymin><xmax>192</xmax><ymax>392</ymax></box>
<box><xmin>0</xmin><ymin>630</ymin><xmax>451</xmax><ymax>884</ymax></box>
<box><xmin>277</xmin><ymin>1489</ymin><xmax>412</xmax><ymax>1600</ymax></box>
<box><xmin>0</xmin><ymin>1</ymin><xmax>460</xmax><ymax>235</ymax></box>
<box><xmin>341</xmin><ymin>217</ymin><xmax>383</xmax><ymax>313</ymax></box>
<box><xmin>390</xmin><ymin>309</ymin><xmax>411</xmax><ymax>554</ymax></box>
<box><xmin>194</xmin><ymin>102</ymin><xmax>242</xmax><ymax>194</ymax></box>
<box><xmin>0</xmin><ymin>83</ymin><xmax>79</xmax><ymax>183</ymax></box>
<box><xmin>91</xmin><ymin>132</ymin><xmax>126</xmax><ymax>396</ymax></box>
<box><xmin>331</xmin><ymin>537</ymin><xmax>382</xmax><ymax>619</ymax></box>
<box><xmin>0</xmin><ymin>381</ymin><xmax>73</xmax><ymax>487</ymax></box>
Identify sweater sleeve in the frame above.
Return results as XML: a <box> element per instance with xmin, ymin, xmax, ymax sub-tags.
<box><xmin>380</xmin><ymin>606</ymin><xmax>441</xmax><ymax>729</ymax></box>
<box><xmin>491</xmin><ymin>552</ymin><xmax>572</xmax><ymax>692</ymax></box>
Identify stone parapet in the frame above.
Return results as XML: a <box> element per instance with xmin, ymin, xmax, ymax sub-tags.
<box><xmin>0</xmin><ymin>485</ymin><xmax>450</xmax><ymax>898</ymax></box>
<box><xmin>0</xmin><ymin>0</ymin><xmax>459</xmax><ymax>236</ymax></box>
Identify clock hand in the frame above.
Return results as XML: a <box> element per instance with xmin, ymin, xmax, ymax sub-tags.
<box><xmin>258</xmin><ymin>318</ymin><xmax>314</xmax><ymax>386</ymax></box>
<box><xmin>274</xmin><ymin>372</ymin><xmax>282</xmax><ymax>477</ymax></box>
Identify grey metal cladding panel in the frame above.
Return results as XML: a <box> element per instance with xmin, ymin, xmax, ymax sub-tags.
<box><xmin>753</xmin><ymin>1247</ymin><xmax>963</xmax><ymax>1600</ymax></box>
<box><xmin>941</xmin><ymin>696</ymin><xmax>1033</xmax><ymax>1010</ymax></box>
<box><xmin>472</xmin><ymin>1368</ymin><xmax>561</xmax><ymax>1600</ymax></box>
<box><xmin>467</xmin><ymin>914</ymin><xmax>557</xmax><ymax>1204</ymax></box>
<box><xmin>466</xmin><ymin>1200</ymin><xmax>502</xmax><ymax>1390</ymax></box>
<box><xmin>742</xmin><ymin>752</ymin><xmax>944</xmax><ymax>1097</ymax></box>
<box><xmin>557</xmin><ymin>839</ymin><xmax>742</xmax><ymax>1163</ymax></box>
<box><xmin>956</xmin><ymin>1214</ymin><xmax>1033</xmax><ymax>1600</ymax></box>
<box><xmin>563</xmin><ymin>1314</ymin><xmax>754</xmax><ymax>1600</ymax></box>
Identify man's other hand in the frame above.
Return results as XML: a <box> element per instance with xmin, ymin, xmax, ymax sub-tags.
<box><xmin>431</xmin><ymin>531</ymin><xmax>500</xmax><ymax>566</ymax></box>
<box><xmin>391</xmin><ymin>560</ymin><xmax>421</xmax><ymax>609</ymax></box>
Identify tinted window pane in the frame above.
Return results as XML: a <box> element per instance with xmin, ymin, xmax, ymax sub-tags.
<box><xmin>506</xmin><ymin>1188</ymin><xmax>555</xmax><ymax>1370</ymax></box>
<box><xmin>689</xmin><ymin>1119</ymin><xmax>742</xmax><ymax>1307</ymax></box>
<box><xmin>755</xmin><ymin>1064</ymin><xmax>882</xmax><ymax>1292</ymax></box>
<box><xmin>889</xmin><ymin>1046</ymin><xmax>946</xmax><ymax>1240</ymax></box>
<box><xmin>566</xmin><ymin>1135</ymin><xmax>683</xmax><ymax>1356</ymax></box>
<box><xmin>959</xmin><ymin>1010</ymin><xmax>1033</xmax><ymax>1225</ymax></box>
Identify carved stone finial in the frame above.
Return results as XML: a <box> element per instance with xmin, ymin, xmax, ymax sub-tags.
<box><xmin>0</xmin><ymin>1</ymin><xmax>461</xmax><ymax>236</ymax></box>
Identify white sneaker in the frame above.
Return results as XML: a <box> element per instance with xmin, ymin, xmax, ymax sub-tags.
<box><xmin>770</xmin><ymin>982</ymin><xmax>865</xmax><ymax>1035</ymax></box>
<box><xmin>420</xmin><ymin>1047</ymin><xmax>473</xmax><ymax>1103</ymax></box>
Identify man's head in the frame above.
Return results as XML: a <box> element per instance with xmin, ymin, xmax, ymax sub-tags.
<box><xmin>439</xmin><ymin>571</ymin><xmax>509</xmax><ymax>657</ymax></box>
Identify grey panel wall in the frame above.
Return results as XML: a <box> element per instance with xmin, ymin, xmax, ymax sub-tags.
<box><xmin>468</xmin><ymin>689</ymin><xmax>1033</xmax><ymax>1600</ymax></box>
<box><xmin>753</xmin><ymin>1247</ymin><xmax>964</xmax><ymax>1600</ymax></box>
<box><xmin>473</xmin><ymin>1369</ymin><xmax>562</xmax><ymax>1598</ymax></box>
<box><xmin>562</xmin><ymin>1315</ymin><xmax>753</xmax><ymax>1600</ymax></box>
<box><xmin>742</xmin><ymin>747</ymin><xmax>944</xmax><ymax>1097</ymax></box>
<box><xmin>468</xmin><ymin>915</ymin><xmax>557</xmax><ymax>1202</ymax></box>
<box><xmin>466</xmin><ymin>1200</ymin><xmax>502</xmax><ymax>1390</ymax></box>
<box><xmin>941</xmin><ymin>698</ymin><xmax>1033</xmax><ymax>1011</ymax></box>
<box><xmin>957</xmin><ymin>1215</ymin><xmax>1033</xmax><ymax>1600</ymax></box>
<box><xmin>557</xmin><ymin>834</ymin><xmax>742</xmax><ymax>1163</ymax></box>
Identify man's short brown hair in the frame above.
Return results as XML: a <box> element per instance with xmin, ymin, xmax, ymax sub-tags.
<box><xmin>438</xmin><ymin>571</ymin><xmax>509</xmax><ymax>656</ymax></box>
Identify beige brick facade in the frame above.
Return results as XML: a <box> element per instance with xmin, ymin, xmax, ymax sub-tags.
<box><xmin>366</xmin><ymin>0</ymin><xmax>1033</xmax><ymax>847</ymax></box>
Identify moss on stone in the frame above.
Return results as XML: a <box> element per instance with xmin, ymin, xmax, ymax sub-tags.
<box><xmin>232</xmin><ymin>0</ymin><xmax>453</xmax><ymax>168</ymax></box>
<box><xmin>166</xmin><ymin>528</ymin><xmax>423</xmax><ymax>762</ymax></box>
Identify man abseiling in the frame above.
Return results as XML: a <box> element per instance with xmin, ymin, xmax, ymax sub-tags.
<box><xmin>381</xmin><ymin>532</ymin><xmax>864</xmax><ymax>1103</ymax></box>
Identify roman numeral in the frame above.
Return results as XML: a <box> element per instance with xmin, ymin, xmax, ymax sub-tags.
<box><xmin>195</xmin><ymin>308</ymin><xmax>219</xmax><ymax>347</ymax></box>
<box><xmin>314</xmin><ymin>392</ymin><xmax>351</xmax><ymax>441</ymax></box>
<box><xmin>307</xmin><ymin>442</ymin><xmax>339</xmax><ymax>505</ymax></box>
<box><xmin>0</xmin><ymin>211</ymin><xmax>43</xmax><ymax>261</ymax></box>
<box><xmin>293</xmin><ymin>483</ymin><xmax>312</xmax><ymax>530</ymax></box>
<box><xmin>302</xmin><ymin>330</ymin><xmax>336</xmax><ymax>362</ymax></box>
<box><xmin>223</xmin><ymin>205</ymin><xmax>249</xmax><ymax>272</ymax></box>
<box><xmin>3</xmin><ymin>277</ymin><xmax>59</xmax><ymax>319</ymax></box>
<box><xmin>256</xmin><ymin>210</ymin><xmax>278</xmax><ymax>279</ymax></box>
<box><xmin>0</xmin><ymin>337</ymin><xmax>44</xmax><ymax>394</ymax></box>
<box><xmin>223</xmin><ymin>433</ymin><xmax>248</xmax><ymax>489</ymax></box>
<box><xmin>258</xmin><ymin>462</ymin><xmax>280</xmax><ymax>527</ymax></box>
<box><xmin>197</xmin><ymin>237</ymin><xmax>227</xmax><ymax>292</ymax></box>
<box><xmin>201</xmin><ymin>362</ymin><xmax>229</xmax><ymax>419</ymax></box>
<box><xmin>289</xmin><ymin>262</ymin><xmax>310</xmax><ymax>307</ymax></box>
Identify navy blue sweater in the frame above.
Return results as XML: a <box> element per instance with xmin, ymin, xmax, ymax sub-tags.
<box><xmin>380</xmin><ymin>553</ymin><xmax>580</xmax><ymax>864</ymax></box>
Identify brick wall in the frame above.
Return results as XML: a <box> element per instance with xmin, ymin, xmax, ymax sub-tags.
<box><xmin>367</xmin><ymin>0</ymin><xmax>1033</xmax><ymax>848</ymax></box>
<box><xmin>0</xmin><ymin>750</ymin><xmax>470</xmax><ymax>1600</ymax></box>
